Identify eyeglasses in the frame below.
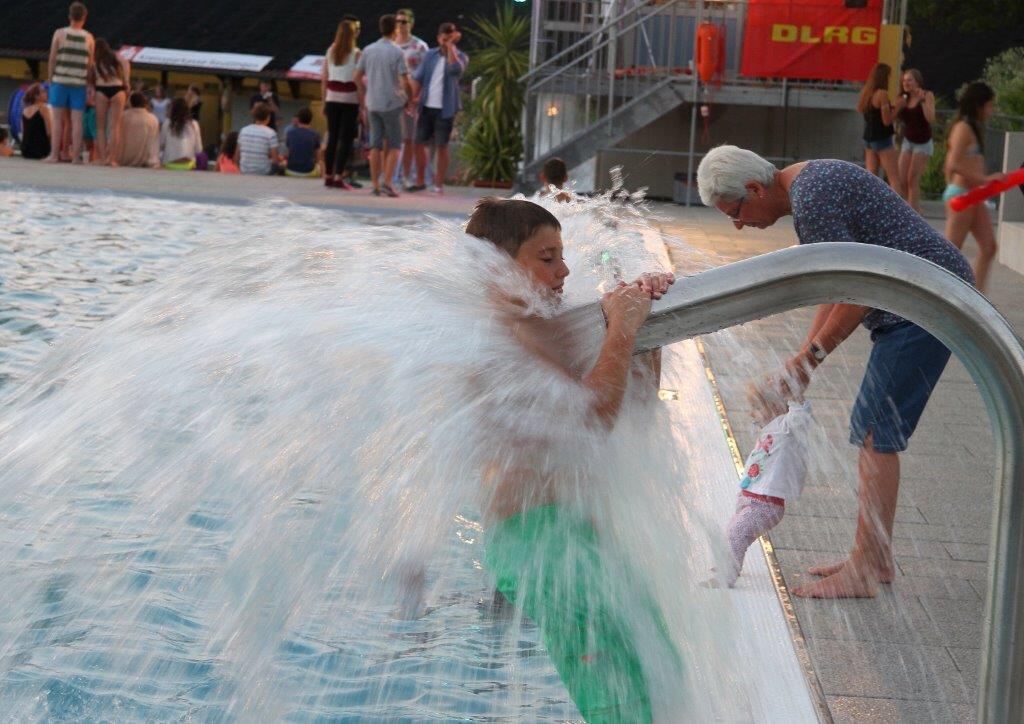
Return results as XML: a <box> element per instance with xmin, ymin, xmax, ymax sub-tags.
<box><xmin>726</xmin><ymin>195</ymin><xmax>745</xmax><ymax>220</ymax></box>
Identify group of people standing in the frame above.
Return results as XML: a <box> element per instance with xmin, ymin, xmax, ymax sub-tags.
<box><xmin>320</xmin><ymin>9</ymin><xmax>468</xmax><ymax>197</ymax></box>
<box><xmin>858</xmin><ymin>63</ymin><xmax>1003</xmax><ymax>291</ymax></box>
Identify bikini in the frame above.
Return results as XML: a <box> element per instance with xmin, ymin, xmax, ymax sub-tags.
<box><xmin>943</xmin><ymin>132</ymin><xmax>983</xmax><ymax>204</ymax></box>
<box><xmin>94</xmin><ymin>69</ymin><xmax>125</xmax><ymax>100</ymax></box>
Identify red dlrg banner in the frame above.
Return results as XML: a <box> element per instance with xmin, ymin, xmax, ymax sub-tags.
<box><xmin>740</xmin><ymin>0</ymin><xmax>883</xmax><ymax>81</ymax></box>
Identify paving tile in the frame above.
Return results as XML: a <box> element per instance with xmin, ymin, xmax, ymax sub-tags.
<box><xmin>896</xmin><ymin>556</ymin><xmax>989</xmax><ymax>580</ymax></box>
<box><xmin>791</xmin><ymin>592</ymin><xmax>951</xmax><ymax>646</ymax></box>
<box><xmin>807</xmin><ymin>639</ymin><xmax>972</xmax><ymax>703</ymax></box>
<box><xmin>943</xmin><ymin>542</ymin><xmax>989</xmax><ymax>562</ymax></box>
<box><xmin>891</xmin><ymin>575</ymin><xmax>981</xmax><ymax>601</ymax></box>
<box><xmin>918</xmin><ymin>596</ymin><xmax>984</xmax><ymax>648</ymax></box>
<box><xmin>828</xmin><ymin>695</ymin><xmax>974</xmax><ymax>723</ymax></box>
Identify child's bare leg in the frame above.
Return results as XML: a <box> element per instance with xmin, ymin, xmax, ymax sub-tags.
<box><xmin>724</xmin><ymin>495</ymin><xmax>784</xmax><ymax>586</ymax></box>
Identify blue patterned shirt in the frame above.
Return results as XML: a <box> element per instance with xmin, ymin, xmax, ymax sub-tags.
<box><xmin>789</xmin><ymin>159</ymin><xmax>974</xmax><ymax>331</ymax></box>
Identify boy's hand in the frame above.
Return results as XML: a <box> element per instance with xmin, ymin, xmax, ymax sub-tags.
<box><xmin>602</xmin><ymin>282</ymin><xmax>651</xmax><ymax>334</ymax></box>
<box><xmin>633</xmin><ymin>271</ymin><xmax>675</xmax><ymax>300</ymax></box>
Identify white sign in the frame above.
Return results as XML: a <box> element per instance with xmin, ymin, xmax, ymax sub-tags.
<box><xmin>288</xmin><ymin>55</ymin><xmax>325</xmax><ymax>80</ymax></box>
<box><xmin>117</xmin><ymin>45</ymin><xmax>272</xmax><ymax>73</ymax></box>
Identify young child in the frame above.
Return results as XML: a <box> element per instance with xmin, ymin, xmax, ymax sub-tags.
<box><xmin>237</xmin><ymin>102</ymin><xmax>283</xmax><ymax>175</ymax></box>
<box><xmin>217</xmin><ymin>131</ymin><xmax>240</xmax><ymax>174</ymax></box>
<box><xmin>539</xmin><ymin>156</ymin><xmax>571</xmax><ymax>202</ymax></box>
<box><xmin>724</xmin><ymin>396</ymin><xmax>812</xmax><ymax>587</ymax></box>
<box><xmin>465</xmin><ymin>197</ymin><xmax>680</xmax><ymax>722</ymax></box>
<box><xmin>0</xmin><ymin>128</ymin><xmax>13</xmax><ymax>157</ymax></box>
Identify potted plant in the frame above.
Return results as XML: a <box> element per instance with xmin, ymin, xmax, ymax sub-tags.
<box><xmin>458</xmin><ymin>5</ymin><xmax>530</xmax><ymax>188</ymax></box>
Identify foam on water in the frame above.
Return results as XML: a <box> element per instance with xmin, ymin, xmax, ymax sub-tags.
<box><xmin>0</xmin><ymin>186</ymin><xmax>776</xmax><ymax>720</ymax></box>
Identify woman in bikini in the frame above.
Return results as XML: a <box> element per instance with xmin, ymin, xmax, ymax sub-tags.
<box><xmin>89</xmin><ymin>38</ymin><xmax>130</xmax><ymax>165</ymax></box>
<box><xmin>944</xmin><ymin>82</ymin><xmax>1003</xmax><ymax>292</ymax></box>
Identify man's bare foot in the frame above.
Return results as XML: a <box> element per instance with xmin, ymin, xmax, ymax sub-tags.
<box><xmin>809</xmin><ymin>557</ymin><xmax>894</xmax><ymax>583</ymax></box>
<box><xmin>794</xmin><ymin>562</ymin><xmax>878</xmax><ymax>598</ymax></box>
<box><xmin>43</xmin><ymin>156</ymin><xmax>59</xmax><ymax>164</ymax></box>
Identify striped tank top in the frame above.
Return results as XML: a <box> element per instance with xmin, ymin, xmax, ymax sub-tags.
<box><xmin>52</xmin><ymin>29</ymin><xmax>90</xmax><ymax>86</ymax></box>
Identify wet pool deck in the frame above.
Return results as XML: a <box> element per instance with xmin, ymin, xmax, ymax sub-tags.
<box><xmin>659</xmin><ymin>204</ymin><xmax>1020</xmax><ymax>723</ymax></box>
<box><xmin>1</xmin><ymin>158</ymin><xmax>1012</xmax><ymax>721</ymax></box>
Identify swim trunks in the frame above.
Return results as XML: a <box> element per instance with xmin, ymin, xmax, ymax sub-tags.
<box><xmin>484</xmin><ymin>504</ymin><xmax>681</xmax><ymax>723</ymax></box>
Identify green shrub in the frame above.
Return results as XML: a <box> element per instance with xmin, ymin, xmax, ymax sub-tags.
<box><xmin>458</xmin><ymin>6</ymin><xmax>530</xmax><ymax>184</ymax></box>
<box><xmin>980</xmin><ymin>47</ymin><xmax>1024</xmax><ymax>118</ymax></box>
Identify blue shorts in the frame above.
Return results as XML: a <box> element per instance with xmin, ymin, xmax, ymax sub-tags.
<box><xmin>49</xmin><ymin>82</ymin><xmax>87</xmax><ymax>112</ymax></box>
<box><xmin>863</xmin><ymin>136</ymin><xmax>894</xmax><ymax>152</ymax></box>
<box><xmin>850</xmin><ymin>322</ymin><xmax>950</xmax><ymax>453</ymax></box>
<box><xmin>415</xmin><ymin>107</ymin><xmax>454</xmax><ymax>146</ymax></box>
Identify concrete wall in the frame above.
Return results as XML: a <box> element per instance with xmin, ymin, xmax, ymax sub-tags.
<box><xmin>997</xmin><ymin>132</ymin><xmax>1024</xmax><ymax>275</ymax></box>
<box><xmin>595</xmin><ymin>103</ymin><xmax>863</xmax><ymax>199</ymax></box>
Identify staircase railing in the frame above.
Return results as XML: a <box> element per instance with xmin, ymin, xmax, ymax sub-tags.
<box><xmin>522</xmin><ymin>0</ymin><xmax>695</xmax><ymax>169</ymax></box>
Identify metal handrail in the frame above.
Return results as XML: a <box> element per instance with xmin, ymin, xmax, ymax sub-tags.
<box><xmin>520</xmin><ymin>0</ymin><xmax>688</xmax><ymax>86</ymax></box>
<box><xmin>554</xmin><ymin>243</ymin><xmax>1024</xmax><ymax>723</ymax></box>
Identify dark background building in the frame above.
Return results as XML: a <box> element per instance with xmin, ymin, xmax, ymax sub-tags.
<box><xmin>0</xmin><ymin>0</ymin><xmax>494</xmax><ymax>74</ymax></box>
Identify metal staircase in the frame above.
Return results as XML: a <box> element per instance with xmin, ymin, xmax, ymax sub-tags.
<box><xmin>519</xmin><ymin>0</ymin><xmax>704</xmax><ymax>189</ymax></box>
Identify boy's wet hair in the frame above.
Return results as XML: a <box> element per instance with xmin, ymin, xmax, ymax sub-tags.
<box><xmin>466</xmin><ymin>197</ymin><xmax>561</xmax><ymax>257</ymax></box>
<box><xmin>69</xmin><ymin>2</ymin><xmax>87</xmax><ymax>21</ymax></box>
<box><xmin>296</xmin><ymin>107</ymin><xmax>313</xmax><ymax>124</ymax></box>
<box><xmin>541</xmin><ymin>157</ymin><xmax>568</xmax><ymax>187</ymax></box>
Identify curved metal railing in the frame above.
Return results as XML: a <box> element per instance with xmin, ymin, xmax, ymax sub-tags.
<box><xmin>556</xmin><ymin>243</ymin><xmax>1024</xmax><ymax>723</ymax></box>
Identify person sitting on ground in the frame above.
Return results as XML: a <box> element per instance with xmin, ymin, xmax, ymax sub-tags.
<box><xmin>160</xmin><ymin>96</ymin><xmax>203</xmax><ymax>169</ymax></box>
<box><xmin>238</xmin><ymin>102</ymin><xmax>283</xmax><ymax>175</ymax></box>
<box><xmin>0</xmin><ymin>128</ymin><xmax>13</xmax><ymax>158</ymax></box>
<box><xmin>116</xmin><ymin>91</ymin><xmax>160</xmax><ymax>168</ymax></box>
<box><xmin>217</xmin><ymin>131</ymin><xmax>240</xmax><ymax>173</ymax></box>
<box><xmin>721</xmin><ymin>395</ymin><xmax>811</xmax><ymax>587</ymax></box>
<box><xmin>284</xmin><ymin>107</ymin><xmax>323</xmax><ymax>177</ymax></box>
<box><xmin>249</xmin><ymin>79</ymin><xmax>281</xmax><ymax>131</ymax></box>
<box><xmin>408</xmin><ymin>21</ymin><xmax>467</xmax><ymax>194</ymax></box>
<box><xmin>466</xmin><ymin>197</ymin><xmax>681</xmax><ymax>723</ymax></box>
<box><xmin>697</xmin><ymin>145</ymin><xmax>974</xmax><ymax>599</ymax></box>
<box><xmin>20</xmin><ymin>83</ymin><xmax>53</xmax><ymax>160</ymax></box>
<box><xmin>539</xmin><ymin>157</ymin><xmax>571</xmax><ymax>202</ymax></box>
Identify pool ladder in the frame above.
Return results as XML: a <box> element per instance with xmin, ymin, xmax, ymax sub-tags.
<box><xmin>556</xmin><ymin>243</ymin><xmax>1024</xmax><ymax>723</ymax></box>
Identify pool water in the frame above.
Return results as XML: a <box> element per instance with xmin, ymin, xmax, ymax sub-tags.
<box><xmin>0</xmin><ymin>187</ymin><xmax>755</xmax><ymax>720</ymax></box>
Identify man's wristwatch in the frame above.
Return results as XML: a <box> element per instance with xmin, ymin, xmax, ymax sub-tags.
<box><xmin>809</xmin><ymin>342</ymin><xmax>827</xmax><ymax>364</ymax></box>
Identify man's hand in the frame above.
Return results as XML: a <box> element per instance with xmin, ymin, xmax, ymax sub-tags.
<box><xmin>633</xmin><ymin>271</ymin><xmax>675</xmax><ymax>300</ymax></box>
<box><xmin>747</xmin><ymin>358</ymin><xmax>810</xmax><ymax>422</ymax></box>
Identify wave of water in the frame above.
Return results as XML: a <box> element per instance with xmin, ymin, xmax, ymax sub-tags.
<box><xmin>0</xmin><ymin>187</ymin><xmax>763</xmax><ymax>720</ymax></box>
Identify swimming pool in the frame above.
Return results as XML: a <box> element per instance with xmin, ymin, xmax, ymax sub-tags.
<box><xmin>0</xmin><ymin>186</ymin><xmax>817</xmax><ymax>720</ymax></box>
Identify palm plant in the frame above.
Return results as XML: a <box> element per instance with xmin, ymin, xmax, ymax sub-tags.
<box><xmin>458</xmin><ymin>5</ymin><xmax>530</xmax><ymax>185</ymax></box>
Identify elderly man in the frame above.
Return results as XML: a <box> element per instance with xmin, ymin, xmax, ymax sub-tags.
<box><xmin>697</xmin><ymin>145</ymin><xmax>974</xmax><ymax>598</ymax></box>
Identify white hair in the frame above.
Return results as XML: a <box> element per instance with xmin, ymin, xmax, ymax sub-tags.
<box><xmin>696</xmin><ymin>145</ymin><xmax>778</xmax><ymax>206</ymax></box>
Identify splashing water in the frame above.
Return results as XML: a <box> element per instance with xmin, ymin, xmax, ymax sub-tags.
<box><xmin>0</xmin><ymin>187</ymin><xmax>800</xmax><ymax>720</ymax></box>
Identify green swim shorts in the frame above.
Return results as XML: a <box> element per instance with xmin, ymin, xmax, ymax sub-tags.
<box><xmin>484</xmin><ymin>504</ymin><xmax>681</xmax><ymax>723</ymax></box>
